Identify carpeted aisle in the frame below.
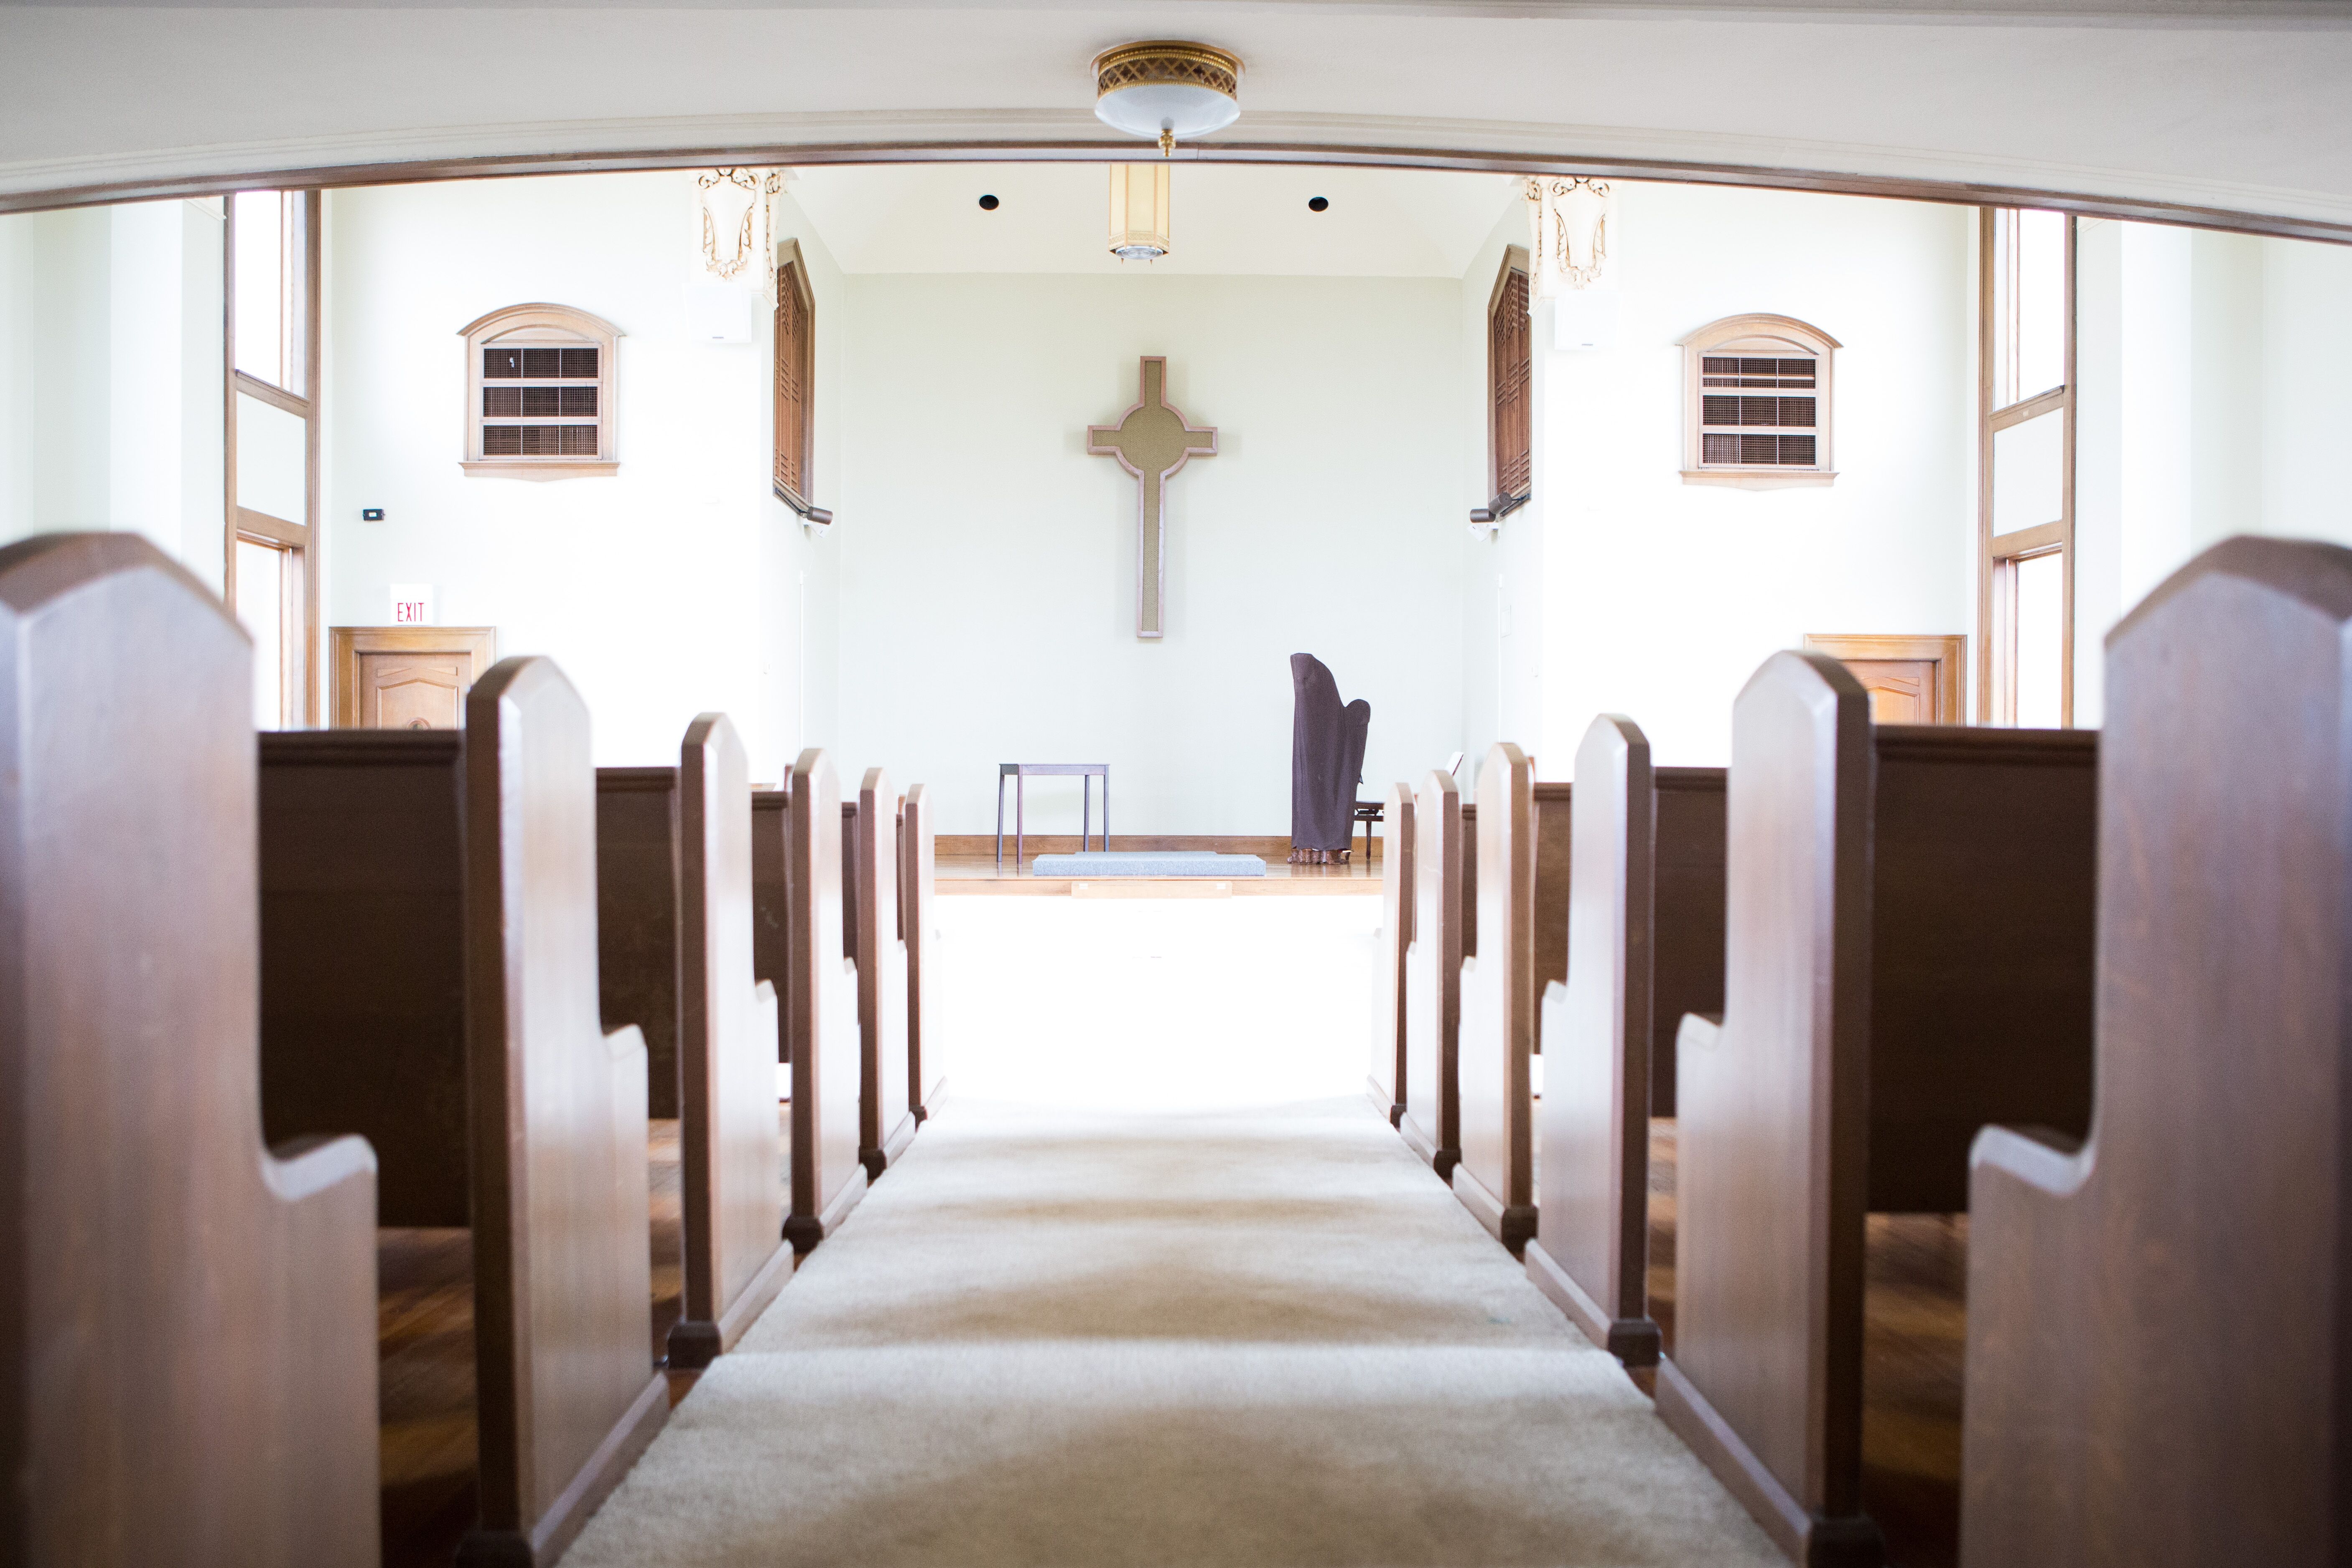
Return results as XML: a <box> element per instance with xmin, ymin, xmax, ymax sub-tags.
<box><xmin>565</xmin><ymin>1098</ymin><xmax>1782</xmax><ymax>1567</ymax></box>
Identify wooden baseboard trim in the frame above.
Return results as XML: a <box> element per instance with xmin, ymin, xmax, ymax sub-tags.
<box><xmin>1398</xmin><ymin>1110</ymin><xmax>1458</xmax><ymax>1181</ymax></box>
<box><xmin>1451</xmin><ymin>1165</ymin><xmax>1535</xmax><ymax>1254</ymax></box>
<box><xmin>718</xmin><ymin>1235</ymin><xmax>797</xmax><ymax>1352</ymax></box>
<box><xmin>1655</xmin><ymin>1357</ymin><xmax>1884</xmax><ymax>1568</ymax></box>
<box><xmin>786</xmin><ymin>1163</ymin><xmax>870</xmax><ymax>1254</ymax></box>
<box><xmin>880</xmin><ymin>1109</ymin><xmax>918</xmax><ymax>1169</ymax></box>
<box><xmin>1525</xmin><ymin>1238</ymin><xmax>1660</xmax><ymax>1367</ymax></box>
<box><xmin>1365</xmin><ymin>1076</ymin><xmax>1404</xmax><ymax>1127</ymax></box>
<box><xmin>458</xmin><ymin>1370</ymin><xmax>669</xmax><ymax>1567</ymax></box>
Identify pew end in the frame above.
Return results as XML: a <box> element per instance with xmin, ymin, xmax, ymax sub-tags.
<box><xmin>0</xmin><ymin>532</ymin><xmax>379</xmax><ymax>1565</ymax></box>
<box><xmin>1401</xmin><ymin>767</ymin><xmax>1468</xmax><ymax>1181</ymax></box>
<box><xmin>1960</xmin><ymin>537</ymin><xmax>2352</xmax><ymax>1568</ymax></box>
<box><xmin>1367</xmin><ymin>779</ymin><xmax>1416</xmax><ymax>1125</ymax></box>
<box><xmin>1454</xmin><ymin>743</ymin><xmax>1540</xmax><ymax>1255</ymax></box>
<box><xmin>663</xmin><ymin>714</ymin><xmax>796</xmax><ymax>1372</ymax></box>
<box><xmin>1527</xmin><ymin>715</ymin><xmax>1670</xmax><ymax>1367</ymax></box>
<box><xmin>783</xmin><ymin>750</ymin><xmax>870</xmax><ymax>1255</ymax></box>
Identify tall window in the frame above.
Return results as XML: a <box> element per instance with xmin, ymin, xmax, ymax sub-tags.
<box><xmin>773</xmin><ymin>248</ymin><xmax>816</xmax><ymax>514</ymax></box>
<box><xmin>1486</xmin><ymin>248</ymin><xmax>1532</xmax><ymax>517</ymax></box>
<box><xmin>1679</xmin><ymin>315</ymin><xmax>1838</xmax><ymax>486</ymax></box>
<box><xmin>1979</xmin><ymin>208</ymin><xmax>2075</xmax><ymax>726</ymax></box>
<box><xmin>226</xmin><ymin>189</ymin><xmax>320</xmax><ymax>730</ymax></box>
<box><xmin>459</xmin><ymin>304</ymin><xmax>621</xmax><ymax>478</ymax></box>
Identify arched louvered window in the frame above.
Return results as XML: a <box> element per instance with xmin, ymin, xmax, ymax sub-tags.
<box><xmin>1488</xmin><ymin>249</ymin><xmax>1532</xmax><ymax>509</ymax></box>
<box><xmin>458</xmin><ymin>303</ymin><xmax>621</xmax><ymax>479</ymax></box>
<box><xmin>1679</xmin><ymin>314</ymin><xmax>1840</xmax><ymax>488</ymax></box>
<box><xmin>774</xmin><ymin>249</ymin><xmax>815</xmax><ymax>512</ymax></box>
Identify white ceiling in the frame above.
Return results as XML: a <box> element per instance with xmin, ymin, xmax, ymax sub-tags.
<box><xmin>2</xmin><ymin>3</ymin><xmax>2349</xmax><ymax>236</ymax></box>
<box><xmin>787</xmin><ymin>163</ymin><xmax>1520</xmax><ymax>276</ymax></box>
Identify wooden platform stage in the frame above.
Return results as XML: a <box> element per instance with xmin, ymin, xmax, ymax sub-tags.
<box><xmin>936</xmin><ymin>835</ymin><xmax>1383</xmax><ymax>898</ymax></box>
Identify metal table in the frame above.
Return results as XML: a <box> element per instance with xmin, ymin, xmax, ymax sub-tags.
<box><xmin>997</xmin><ymin>763</ymin><xmax>1108</xmax><ymax>868</ymax></box>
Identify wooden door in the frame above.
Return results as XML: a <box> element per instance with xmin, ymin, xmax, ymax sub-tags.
<box><xmin>360</xmin><ymin>652</ymin><xmax>467</xmax><ymax>728</ymax></box>
<box><xmin>1845</xmin><ymin>659</ymin><xmax>1937</xmax><ymax>723</ymax></box>
<box><xmin>330</xmin><ymin>626</ymin><xmax>497</xmax><ymax>728</ymax></box>
<box><xmin>1802</xmin><ymin>634</ymin><xmax>1967</xmax><ymax>725</ymax></box>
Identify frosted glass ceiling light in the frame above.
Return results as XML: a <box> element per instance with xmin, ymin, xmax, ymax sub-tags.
<box><xmin>1093</xmin><ymin>41</ymin><xmax>1242</xmax><ymax>156</ymax></box>
<box><xmin>1108</xmin><ymin>162</ymin><xmax>1172</xmax><ymax>262</ymax></box>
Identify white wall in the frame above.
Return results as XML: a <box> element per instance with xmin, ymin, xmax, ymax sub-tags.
<box><xmin>835</xmin><ymin>271</ymin><xmax>1466</xmax><ymax>836</ymax></box>
<box><xmin>1500</xmin><ymin>183</ymin><xmax>1976</xmax><ymax>771</ymax></box>
<box><xmin>322</xmin><ymin>173</ymin><xmax>841</xmax><ymax>776</ymax></box>
<box><xmin>2072</xmin><ymin>221</ymin><xmax>2352</xmax><ymax>726</ymax></box>
<box><xmin>0</xmin><ymin>199</ymin><xmax>224</xmax><ymax>588</ymax></box>
<box><xmin>1455</xmin><ymin>198</ymin><xmax>1530</xmax><ymax>788</ymax></box>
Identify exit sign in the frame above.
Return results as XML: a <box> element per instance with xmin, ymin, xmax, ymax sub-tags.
<box><xmin>390</xmin><ymin>584</ymin><xmax>434</xmax><ymax>625</ymax></box>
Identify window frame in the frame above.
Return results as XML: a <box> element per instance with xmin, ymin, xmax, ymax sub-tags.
<box><xmin>1677</xmin><ymin>313</ymin><xmax>1840</xmax><ymax>489</ymax></box>
<box><xmin>458</xmin><ymin>303</ymin><xmax>622</xmax><ymax>479</ymax></box>
<box><xmin>223</xmin><ymin>188</ymin><xmax>321</xmax><ymax>728</ymax></box>
<box><xmin>1485</xmin><ymin>245</ymin><xmax>1532</xmax><ymax>519</ymax></box>
<box><xmin>1975</xmin><ymin>208</ymin><xmax>2077</xmax><ymax>726</ymax></box>
<box><xmin>772</xmin><ymin>242</ymin><xmax>818</xmax><ymax>517</ymax></box>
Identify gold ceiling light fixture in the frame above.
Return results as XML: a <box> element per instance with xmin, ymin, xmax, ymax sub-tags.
<box><xmin>1093</xmin><ymin>41</ymin><xmax>1237</xmax><ymax>264</ymax></box>
<box><xmin>1093</xmin><ymin>40</ymin><xmax>1242</xmax><ymax>157</ymax></box>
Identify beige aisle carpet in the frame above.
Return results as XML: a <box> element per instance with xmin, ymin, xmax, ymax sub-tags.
<box><xmin>565</xmin><ymin>1098</ymin><xmax>1782</xmax><ymax>1567</ymax></box>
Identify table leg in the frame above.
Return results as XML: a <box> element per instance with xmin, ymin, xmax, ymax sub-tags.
<box><xmin>1082</xmin><ymin>776</ymin><xmax>1091</xmax><ymax>855</ymax></box>
<box><xmin>1017</xmin><ymin>773</ymin><xmax>1025</xmax><ymax>870</ymax></box>
<box><xmin>1102</xmin><ymin>770</ymin><xmax>1109</xmax><ymax>849</ymax></box>
<box><xmin>995</xmin><ymin>772</ymin><xmax>1005</xmax><ymax>871</ymax></box>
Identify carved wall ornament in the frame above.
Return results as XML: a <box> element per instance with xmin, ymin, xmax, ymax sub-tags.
<box><xmin>1527</xmin><ymin>176</ymin><xmax>1616</xmax><ymax>298</ymax></box>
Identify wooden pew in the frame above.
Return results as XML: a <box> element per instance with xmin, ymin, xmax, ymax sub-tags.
<box><xmin>1400</xmin><ymin>769</ymin><xmax>1471</xmax><ymax>1176</ymax></box>
<box><xmin>1657</xmin><ymin>651</ymin><xmax>2095</xmax><ymax>1565</ymax></box>
<box><xmin>596</xmin><ymin>766</ymin><xmax>682</xmax><ymax>1118</ymax></box>
<box><xmin>1526</xmin><ymin>715</ymin><xmax>1725</xmax><ymax>1365</ymax></box>
<box><xmin>1452</xmin><ymin>743</ymin><xmax>1546</xmax><ymax>1252</ymax></box>
<box><xmin>845</xmin><ymin>768</ymin><xmax>917</xmax><ymax>1177</ymax></box>
<box><xmin>1368</xmin><ymin>780</ymin><xmax>1416</xmax><ymax>1124</ymax></box>
<box><xmin>780</xmin><ymin>750</ymin><xmax>868</xmax><ymax>1251</ymax></box>
<box><xmin>1530</xmin><ymin>779</ymin><xmax>1574</xmax><ymax>1002</ymax></box>
<box><xmin>901</xmin><ymin>782</ymin><xmax>944</xmax><ymax>1121</ymax></box>
<box><xmin>752</xmin><ymin>784</ymin><xmax>791</xmax><ymax>1069</ymax></box>
<box><xmin>0</xmin><ymin>532</ymin><xmax>377</xmax><ymax>1565</ymax></box>
<box><xmin>1963</xmin><ymin>537</ymin><xmax>2352</xmax><ymax>1567</ymax></box>
<box><xmin>596</xmin><ymin>717</ymin><xmax>792</xmax><ymax>1369</ymax></box>
<box><xmin>259</xmin><ymin>657</ymin><xmax>667</xmax><ymax>1566</ymax></box>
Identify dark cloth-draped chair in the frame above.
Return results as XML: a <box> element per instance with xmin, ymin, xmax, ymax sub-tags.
<box><xmin>1290</xmin><ymin>653</ymin><xmax>1371</xmax><ymax>863</ymax></box>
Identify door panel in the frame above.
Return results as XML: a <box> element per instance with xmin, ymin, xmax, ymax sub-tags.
<box><xmin>361</xmin><ymin>654</ymin><xmax>467</xmax><ymax>730</ymax></box>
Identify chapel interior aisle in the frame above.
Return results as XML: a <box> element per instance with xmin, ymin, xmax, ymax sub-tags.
<box><xmin>565</xmin><ymin>1099</ymin><xmax>1783</xmax><ymax>1566</ymax></box>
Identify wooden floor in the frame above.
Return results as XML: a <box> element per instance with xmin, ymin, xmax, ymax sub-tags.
<box><xmin>1639</xmin><ymin>1119</ymin><xmax>1966</xmax><ymax>1568</ymax></box>
<box><xmin>379</xmin><ymin>1115</ymin><xmax>778</xmax><ymax>1568</ymax></box>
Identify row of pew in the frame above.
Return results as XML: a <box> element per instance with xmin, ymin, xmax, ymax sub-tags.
<box><xmin>1374</xmin><ymin>535</ymin><xmax>2351</xmax><ymax>1566</ymax></box>
<box><xmin>0</xmin><ymin>531</ymin><xmax>937</xmax><ymax>1565</ymax></box>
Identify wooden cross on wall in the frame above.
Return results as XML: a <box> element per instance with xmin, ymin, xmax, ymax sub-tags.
<box><xmin>1087</xmin><ymin>357</ymin><xmax>1217</xmax><ymax>640</ymax></box>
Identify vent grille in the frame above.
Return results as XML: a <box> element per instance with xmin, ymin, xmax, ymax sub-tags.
<box><xmin>480</xmin><ymin>340</ymin><xmax>601</xmax><ymax>459</ymax></box>
<box><xmin>1699</xmin><ymin>353</ymin><xmax>1819</xmax><ymax>467</ymax></box>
